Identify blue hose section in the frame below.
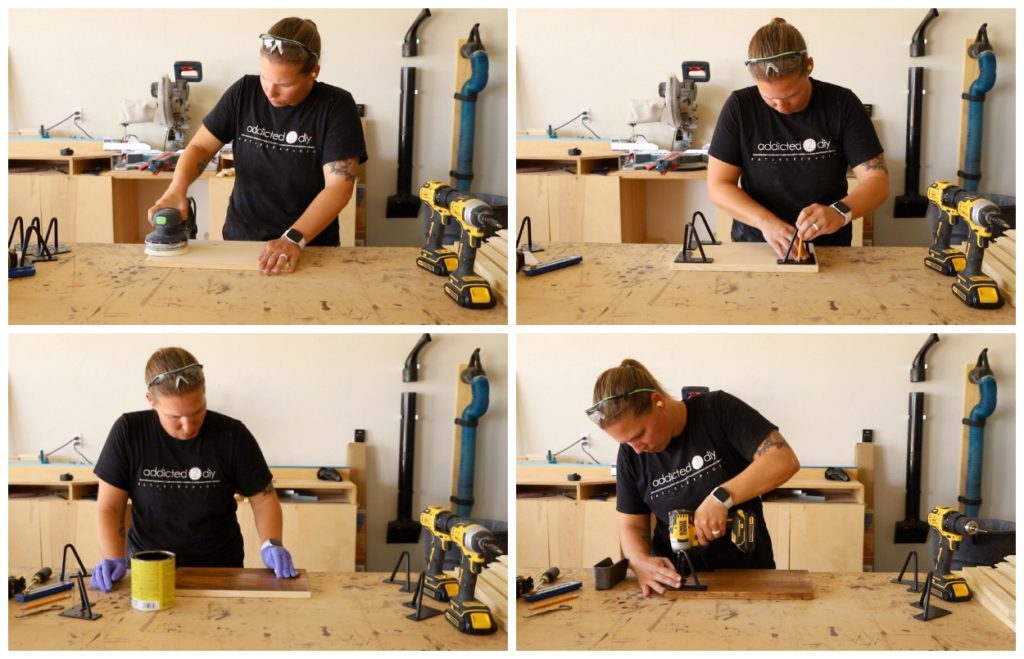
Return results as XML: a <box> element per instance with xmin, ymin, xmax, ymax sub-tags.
<box><xmin>963</xmin><ymin>51</ymin><xmax>996</xmax><ymax>192</ymax></box>
<box><xmin>964</xmin><ymin>375</ymin><xmax>997</xmax><ymax>517</ymax></box>
<box><xmin>454</xmin><ymin>50</ymin><xmax>489</xmax><ymax>193</ymax></box>
<box><xmin>456</xmin><ymin>376</ymin><xmax>490</xmax><ymax>517</ymax></box>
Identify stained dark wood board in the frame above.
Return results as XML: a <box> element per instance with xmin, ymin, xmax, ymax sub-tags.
<box><xmin>662</xmin><ymin>569</ymin><xmax>813</xmax><ymax>600</ymax></box>
<box><xmin>175</xmin><ymin>567</ymin><xmax>312</xmax><ymax>598</ymax></box>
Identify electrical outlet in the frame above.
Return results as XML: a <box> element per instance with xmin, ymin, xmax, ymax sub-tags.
<box><xmin>74</xmin><ymin>434</ymin><xmax>82</xmax><ymax>447</ymax></box>
<box><xmin>72</xmin><ymin>106</ymin><xmax>83</xmax><ymax>120</ymax></box>
<box><xmin>579</xmin><ymin>431</ymin><xmax>590</xmax><ymax>447</ymax></box>
<box><xmin>580</xmin><ymin>107</ymin><xmax>591</xmax><ymax>119</ymax></box>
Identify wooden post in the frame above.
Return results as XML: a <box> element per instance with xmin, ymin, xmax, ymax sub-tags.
<box><xmin>450</xmin><ymin>363</ymin><xmax>473</xmax><ymax>512</ymax></box>
<box><xmin>959</xmin><ymin>363</ymin><xmax>982</xmax><ymax>512</ymax></box>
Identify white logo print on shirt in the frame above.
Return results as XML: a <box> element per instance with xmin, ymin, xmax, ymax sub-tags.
<box><xmin>649</xmin><ymin>450</ymin><xmax>722</xmax><ymax>498</ymax></box>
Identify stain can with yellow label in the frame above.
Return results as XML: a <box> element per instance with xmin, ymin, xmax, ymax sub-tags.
<box><xmin>131</xmin><ymin>550</ymin><xmax>176</xmax><ymax>611</ymax></box>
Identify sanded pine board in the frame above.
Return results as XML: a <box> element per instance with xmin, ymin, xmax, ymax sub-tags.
<box><xmin>175</xmin><ymin>567</ymin><xmax>312</xmax><ymax>598</ymax></box>
<box><xmin>994</xmin><ymin>562</ymin><xmax>1016</xmax><ymax>584</ymax></box>
<box><xmin>475</xmin><ymin>556</ymin><xmax>509</xmax><ymax>630</ymax></box>
<box><xmin>475</xmin><ymin>255</ymin><xmax>508</xmax><ymax>302</ymax></box>
<box><xmin>986</xmin><ymin>241</ymin><xmax>1016</xmax><ymax>274</ymax></box>
<box><xmin>981</xmin><ymin>262</ymin><xmax>1016</xmax><ymax>306</ymax></box>
<box><xmin>450</xmin><ymin>362</ymin><xmax>474</xmax><ymax>512</ymax></box>
<box><xmin>986</xmin><ymin>563</ymin><xmax>1016</xmax><ymax>595</ymax></box>
<box><xmin>144</xmin><ymin>240</ymin><xmax>263</xmax><ymax>271</ymax></box>
<box><xmin>669</xmin><ymin>241</ymin><xmax>818</xmax><ymax>273</ymax></box>
<box><xmin>960</xmin><ymin>567</ymin><xmax>1015</xmax><ymax>617</ymax></box>
<box><xmin>662</xmin><ymin>569</ymin><xmax>813</xmax><ymax>600</ymax></box>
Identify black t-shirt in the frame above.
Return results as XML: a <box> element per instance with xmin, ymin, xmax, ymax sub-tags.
<box><xmin>203</xmin><ymin>75</ymin><xmax>368</xmax><ymax>246</ymax></box>
<box><xmin>616</xmin><ymin>391</ymin><xmax>779</xmax><ymax>570</ymax></box>
<box><xmin>94</xmin><ymin>409</ymin><xmax>273</xmax><ymax>567</ymax></box>
<box><xmin>708</xmin><ymin>78</ymin><xmax>883</xmax><ymax>246</ymax></box>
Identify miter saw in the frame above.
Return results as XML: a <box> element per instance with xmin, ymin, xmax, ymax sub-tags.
<box><xmin>119</xmin><ymin>61</ymin><xmax>203</xmax><ymax>150</ymax></box>
<box><xmin>657</xmin><ymin>61</ymin><xmax>710</xmax><ymax>151</ymax></box>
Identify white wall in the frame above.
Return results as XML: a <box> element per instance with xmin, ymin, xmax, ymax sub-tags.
<box><xmin>516</xmin><ymin>332</ymin><xmax>1016</xmax><ymax>571</ymax></box>
<box><xmin>8</xmin><ymin>8</ymin><xmax>508</xmax><ymax>247</ymax></box>
<box><xmin>517</xmin><ymin>8</ymin><xmax>1016</xmax><ymax>246</ymax></box>
<box><xmin>8</xmin><ymin>332</ymin><xmax>508</xmax><ymax>572</ymax></box>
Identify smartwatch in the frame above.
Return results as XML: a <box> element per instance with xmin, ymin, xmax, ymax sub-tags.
<box><xmin>830</xmin><ymin>200</ymin><xmax>853</xmax><ymax>227</ymax></box>
<box><xmin>282</xmin><ymin>228</ymin><xmax>307</xmax><ymax>248</ymax></box>
<box><xmin>710</xmin><ymin>486</ymin><xmax>733</xmax><ymax>510</ymax></box>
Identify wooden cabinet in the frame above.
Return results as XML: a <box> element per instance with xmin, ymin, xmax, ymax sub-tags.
<box><xmin>9</xmin><ymin>465</ymin><xmax>357</xmax><ymax>572</ymax></box>
<box><xmin>516</xmin><ymin>464</ymin><xmax>621</xmax><ymax>568</ymax></box>
<box><xmin>762</xmin><ymin>475</ymin><xmax>865</xmax><ymax>572</ymax></box>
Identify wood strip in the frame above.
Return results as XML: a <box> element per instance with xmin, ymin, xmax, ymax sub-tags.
<box><xmin>1005</xmin><ymin>555</ymin><xmax>1016</xmax><ymax>566</ymax></box>
<box><xmin>661</xmin><ymin>569</ymin><xmax>813</xmax><ymax>600</ymax></box>
<box><xmin>175</xmin><ymin>567</ymin><xmax>311</xmax><ymax>598</ymax></box>
<box><xmin>985</xmin><ymin>242</ymin><xmax>1015</xmax><ymax>274</ymax></box>
<box><xmin>994</xmin><ymin>562</ymin><xmax>1016</xmax><ymax>584</ymax></box>
<box><xmin>984</xmin><ymin>564</ymin><xmax>1016</xmax><ymax>597</ymax></box>
<box><xmin>970</xmin><ymin>583</ymin><xmax>1016</xmax><ymax>632</ymax></box>
<box><xmin>450</xmin><ymin>363</ymin><xmax>473</xmax><ymax>512</ymax></box>
<box><xmin>668</xmin><ymin>242</ymin><xmax>819</xmax><ymax>273</ymax></box>
<box><xmin>144</xmin><ymin>240</ymin><xmax>263</xmax><ymax>271</ymax></box>
<box><xmin>960</xmin><ymin>567</ymin><xmax>1014</xmax><ymax>618</ymax></box>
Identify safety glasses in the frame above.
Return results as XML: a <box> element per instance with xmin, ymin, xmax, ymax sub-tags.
<box><xmin>260</xmin><ymin>33</ymin><xmax>319</xmax><ymax>62</ymax></box>
<box><xmin>585</xmin><ymin>388</ymin><xmax>656</xmax><ymax>424</ymax></box>
<box><xmin>744</xmin><ymin>49</ymin><xmax>807</xmax><ymax>66</ymax></box>
<box><xmin>147</xmin><ymin>363</ymin><xmax>203</xmax><ymax>388</ymax></box>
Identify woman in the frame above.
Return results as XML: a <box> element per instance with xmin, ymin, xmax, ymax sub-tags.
<box><xmin>707</xmin><ymin>17</ymin><xmax>889</xmax><ymax>258</ymax></box>
<box><xmin>90</xmin><ymin>347</ymin><xmax>295</xmax><ymax>592</ymax></box>
<box><xmin>148</xmin><ymin>17</ymin><xmax>367</xmax><ymax>275</ymax></box>
<box><xmin>588</xmin><ymin>359</ymin><xmax>800</xmax><ymax>597</ymax></box>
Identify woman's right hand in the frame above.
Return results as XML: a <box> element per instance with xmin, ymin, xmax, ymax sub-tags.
<box><xmin>761</xmin><ymin>217</ymin><xmax>800</xmax><ymax>259</ymax></box>
<box><xmin>89</xmin><ymin>557</ymin><xmax>127</xmax><ymax>592</ymax></box>
<box><xmin>628</xmin><ymin>554</ymin><xmax>682</xmax><ymax>597</ymax></box>
<box><xmin>147</xmin><ymin>189</ymin><xmax>189</xmax><ymax>226</ymax></box>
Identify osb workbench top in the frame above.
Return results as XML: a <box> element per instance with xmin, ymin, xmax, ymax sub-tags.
<box><xmin>516</xmin><ymin>243</ymin><xmax>1016</xmax><ymax>325</ymax></box>
<box><xmin>515</xmin><ymin>568</ymin><xmax>1013</xmax><ymax>650</ymax></box>
<box><xmin>8</xmin><ymin>571</ymin><xmax>507</xmax><ymax>650</ymax></box>
<box><xmin>8</xmin><ymin>242</ymin><xmax>507</xmax><ymax>325</ymax></box>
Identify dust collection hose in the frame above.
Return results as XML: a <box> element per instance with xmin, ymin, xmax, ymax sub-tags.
<box><xmin>403</xmin><ymin>333</ymin><xmax>432</xmax><ymax>383</ymax></box>
<box><xmin>402</xmin><ymin>8</ymin><xmax>431</xmax><ymax>58</ymax></box>
<box><xmin>910</xmin><ymin>8</ymin><xmax>939</xmax><ymax>57</ymax></box>
<box><xmin>960</xmin><ymin>24</ymin><xmax>996</xmax><ymax>193</ymax></box>
<box><xmin>452</xmin><ymin>24</ymin><xmax>489</xmax><ymax>193</ymax></box>
<box><xmin>453</xmin><ymin>349</ymin><xmax>489</xmax><ymax>517</ymax></box>
<box><xmin>961</xmin><ymin>348</ymin><xmax>997</xmax><ymax>517</ymax></box>
<box><xmin>910</xmin><ymin>333</ymin><xmax>939</xmax><ymax>382</ymax></box>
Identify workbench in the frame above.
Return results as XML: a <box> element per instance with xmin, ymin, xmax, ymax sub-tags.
<box><xmin>517</xmin><ymin>243</ymin><xmax>1016</xmax><ymax>324</ymax></box>
<box><xmin>7</xmin><ymin>571</ymin><xmax>507</xmax><ymax>650</ymax></box>
<box><xmin>8</xmin><ymin>242</ymin><xmax>507</xmax><ymax>325</ymax></box>
<box><xmin>515</xmin><ymin>568</ymin><xmax>1013</xmax><ymax>650</ymax></box>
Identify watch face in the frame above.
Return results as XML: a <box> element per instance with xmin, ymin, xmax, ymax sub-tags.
<box><xmin>285</xmin><ymin>228</ymin><xmax>304</xmax><ymax>244</ymax></box>
<box><xmin>713</xmin><ymin>487</ymin><xmax>729</xmax><ymax>503</ymax></box>
<box><xmin>833</xmin><ymin>201</ymin><xmax>851</xmax><ymax>215</ymax></box>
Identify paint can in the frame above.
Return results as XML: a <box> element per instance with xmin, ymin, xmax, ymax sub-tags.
<box><xmin>131</xmin><ymin>550</ymin><xmax>175</xmax><ymax>611</ymax></box>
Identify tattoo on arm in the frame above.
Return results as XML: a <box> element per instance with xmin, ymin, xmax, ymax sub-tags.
<box><xmin>859</xmin><ymin>155</ymin><xmax>888</xmax><ymax>173</ymax></box>
<box><xmin>118</xmin><ymin>519</ymin><xmax>125</xmax><ymax>540</ymax></box>
<box><xmin>754</xmin><ymin>430</ymin><xmax>791</xmax><ymax>457</ymax></box>
<box><xmin>196</xmin><ymin>158</ymin><xmax>209</xmax><ymax>176</ymax></box>
<box><xmin>327</xmin><ymin>158</ymin><xmax>359</xmax><ymax>182</ymax></box>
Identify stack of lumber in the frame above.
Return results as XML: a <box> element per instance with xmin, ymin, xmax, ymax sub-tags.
<box><xmin>475</xmin><ymin>555</ymin><xmax>508</xmax><ymax>631</ymax></box>
<box><xmin>956</xmin><ymin>555</ymin><xmax>1015</xmax><ymax>631</ymax></box>
<box><xmin>982</xmin><ymin>230</ymin><xmax>1015</xmax><ymax>307</ymax></box>
<box><xmin>474</xmin><ymin>230</ymin><xmax>509</xmax><ymax>304</ymax></box>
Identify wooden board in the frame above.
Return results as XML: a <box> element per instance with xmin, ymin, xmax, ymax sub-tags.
<box><xmin>669</xmin><ymin>241</ymin><xmax>819</xmax><ymax>273</ymax></box>
<box><xmin>661</xmin><ymin>569</ymin><xmax>813</xmax><ymax>600</ymax></box>
<box><xmin>174</xmin><ymin>567</ymin><xmax>311</xmax><ymax>598</ymax></box>
<box><xmin>144</xmin><ymin>239</ymin><xmax>263</xmax><ymax>271</ymax></box>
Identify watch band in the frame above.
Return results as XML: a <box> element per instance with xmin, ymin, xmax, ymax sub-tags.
<box><xmin>830</xmin><ymin>201</ymin><xmax>853</xmax><ymax>227</ymax></box>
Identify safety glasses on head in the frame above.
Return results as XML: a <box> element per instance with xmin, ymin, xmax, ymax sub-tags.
<box><xmin>147</xmin><ymin>363</ymin><xmax>204</xmax><ymax>389</ymax></box>
<box><xmin>743</xmin><ymin>49</ymin><xmax>807</xmax><ymax>67</ymax></box>
<box><xmin>260</xmin><ymin>33</ymin><xmax>319</xmax><ymax>62</ymax></box>
<box><xmin>585</xmin><ymin>388</ymin><xmax>656</xmax><ymax>424</ymax></box>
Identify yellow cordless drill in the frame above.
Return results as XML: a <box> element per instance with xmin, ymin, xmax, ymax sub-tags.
<box><xmin>417</xmin><ymin>180</ymin><xmax>502</xmax><ymax>310</ymax></box>
<box><xmin>926</xmin><ymin>506</ymin><xmax>984</xmax><ymax>602</ymax></box>
<box><xmin>925</xmin><ymin>181</ymin><xmax>1011</xmax><ymax>309</ymax></box>
<box><xmin>419</xmin><ymin>506</ymin><xmax>460</xmax><ymax>602</ymax></box>
<box><xmin>668</xmin><ymin>508</ymin><xmax>755</xmax><ymax>588</ymax></box>
<box><xmin>417</xmin><ymin>181</ymin><xmax>459</xmax><ymax>276</ymax></box>
<box><xmin>446</xmin><ymin>518</ymin><xmax>503</xmax><ymax>635</ymax></box>
<box><xmin>924</xmin><ymin>180</ymin><xmax>967</xmax><ymax>276</ymax></box>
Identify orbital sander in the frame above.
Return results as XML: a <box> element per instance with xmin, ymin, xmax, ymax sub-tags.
<box><xmin>144</xmin><ymin>198</ymin><xmax>197</xmax><ymax>257</ymax></box>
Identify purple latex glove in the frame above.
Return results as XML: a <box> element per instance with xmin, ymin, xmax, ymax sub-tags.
<box><xmin>90</xmin><ymin>557</ymin><xmax>127</xmax><ymax>592</ymax></box>
<box><xmin>261</xmin><ymin>543</ymin><xmax>297</xmax><ymax>578</ymax></box>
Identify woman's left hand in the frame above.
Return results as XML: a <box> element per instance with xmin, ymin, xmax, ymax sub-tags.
<box><xmin>259</xmin><ymin>238</ymin><xmax>302</xmax><ymax>276</ymax></box>
<box><xmin>795</xmin><ymin>203</ymin><xmax>841</xmax><ymax>242</ymax></box>
<box><xmin>693</xmin><ymin>495</ymin><xmax>730</xmax><ymax>546</ymax></box>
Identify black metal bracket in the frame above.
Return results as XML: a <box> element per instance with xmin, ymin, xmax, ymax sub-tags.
<box><xmin>673</xmin><ymin>211</ymin><xmax>720</xmax><ymax>264</ymax></box>
<box><xmin>671</xmin><ymin>550</ymin><xmax>708</xmax><ymax>591</ymax></box>
<box><xmin>405</xmin><ymin>571</ymin><xmax>444</xmax><ymax>621</ymax></box>
<box><xmin>58</xmin><ymin>544</ymin><xmax>101</xmax><ymax>621</ymax></box>
<box><xmin>911</xmin><ymin>570</ymin><xmax>951</xmax><ymax>621</ymax></box>
<box><xmin>777</xmin><ymin>229</ymin><xmax>817</xmax><ymax>265</ymax></box>
<box><xmin>891</xmin><ymin>550</ymin><xmax>923</xmax><ymax>593</ymax></box>
<box><xmin>383</xmin><ymin>550</ymin><xmax>416</xmax><ymax>593</ymax></box>
<box><xmin>516</xmin><ymin>216</ymin><xmax>544</xmax><ymax>254</ymax></box>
